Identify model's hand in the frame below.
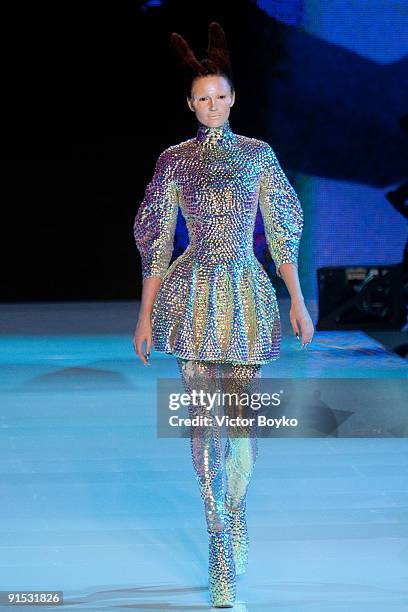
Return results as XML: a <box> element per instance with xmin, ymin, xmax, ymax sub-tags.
<box><xmin>133</xmin><ymin>317</ymin><xmax>152</xmax><ymax>366</ymax></box>
<box><xmin>289</xmin><ymin>298</ymin><xmax>314</xmax><ymax>348</ymax></box>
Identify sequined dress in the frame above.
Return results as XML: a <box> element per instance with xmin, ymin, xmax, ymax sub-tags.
<box><xmin>133</xmin><ymin>119</ymin><xmax>303</xmax><ymax>365</ymax></box>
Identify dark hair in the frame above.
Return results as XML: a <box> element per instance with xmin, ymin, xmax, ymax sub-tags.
<box><xmin>186</xmin><ymin>60</ymin><xmax>235</xmax><ymax>99</ymax></box>
<box><xmin>170</xmin><ymin>22</ymin><xmax>234</xmax><ymax>100</ymax></box>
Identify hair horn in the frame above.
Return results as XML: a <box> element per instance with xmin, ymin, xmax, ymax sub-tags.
<box><xmin>170</xmin><ymin>32</ymin><xmax>206</xmax><ymax>75</ymax></box>
<box><xmin>207</xmin><ymin>22</ymin><xmax>232</xmax><ymax>76</ymax></box>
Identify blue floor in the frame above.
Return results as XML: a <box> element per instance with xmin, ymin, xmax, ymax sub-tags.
<box><xmin>0</xmin><ymin>300</ymin><xmax>407</xmax><ymax>611</ymax></box>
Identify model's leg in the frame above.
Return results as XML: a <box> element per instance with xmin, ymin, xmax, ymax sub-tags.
<box><xmin>176</xmin><ymin>357</ymin><xmax>227</xmax><ymax>531</ymax></box>
<box><xmin>176</xmin><ymin>357</ymin><xmax>235</xmax><ymax>607</ymax></box>
<box><xmin>222</xmin><ymin>362</ymin><xmax>261</xmax><ymax>506</ymax></box>
<box><xmin>221</xmin><ymin>362</ymin><xmax>262</xmax><ymax>575</ymax></box>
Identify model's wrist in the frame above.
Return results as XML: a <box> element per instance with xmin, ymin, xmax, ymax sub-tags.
<box><xmin>137</xmin><ymin>311</ymin><xmax>152</xmax><ymax>324</ymax></box>
<box><xmin>290</xmin><ymin>296</ymin><xmax>305</xmax><ymax>305</ymax></box>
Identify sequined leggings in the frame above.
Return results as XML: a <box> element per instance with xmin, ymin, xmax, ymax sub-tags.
<box><xmin>176</xmin><ymin>358</ymin><xmax>262</xmax><ymax>531</ymax></box>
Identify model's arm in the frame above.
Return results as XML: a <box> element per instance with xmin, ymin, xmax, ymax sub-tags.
<box><xmin>133</xmin><ymin>149</ymin><xmax>179</xmax><ymax>279</ymax></box>
<box><xmin>133</xmin><ymin>150</ymin><xmax>180</xmax><ymax>364</ymax></box>
<box><xmin>258</xmin><ymin>144</ymin><xmax>314</xmax><ymax>347</ymax></box>
<box><xmin>132</xmin><ymin>276</ymin><xmax>161</xmax><ymax>365</ymax></box>
<box><xmin>138</xmin><ymin>276</ymin><xmax>163</xmax><ymax>321</ymax></box>
<box><xmin>278</xmin><ymin>262</ymin><xmax>304</xmax><ymax>303</ymax></box>
<box><xmin>258</xmin><ymin>143</ymin><xmax>304</xmax><ymax>280</ymax></box>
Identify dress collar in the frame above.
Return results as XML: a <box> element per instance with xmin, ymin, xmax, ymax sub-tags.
<box><xmin>195</xmin><ymin>118</ymin><xmax>236</xmax><ymax>147</ymax></box>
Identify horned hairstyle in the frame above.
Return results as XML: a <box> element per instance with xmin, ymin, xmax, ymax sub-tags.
<box><xmin>170</xmin><ymin>21</ymin><xmax>235</xmax><ymax>99</ymax></box>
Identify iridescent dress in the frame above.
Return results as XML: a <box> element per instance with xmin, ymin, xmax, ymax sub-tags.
<box><xmin>134</xmin><ymin>119</ymin><xmax>305</xmax><ymax>604</ymax></box>
<box><xmin>133</xmin><ymin>119</ymin><xmax>303</xmax><ymax>365</ymax></box>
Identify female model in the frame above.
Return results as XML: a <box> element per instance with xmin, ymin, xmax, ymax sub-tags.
<box><xmin>133</xmin><ymin>22</ymin><xmax>314</xmax><ymax>608</ymax></box>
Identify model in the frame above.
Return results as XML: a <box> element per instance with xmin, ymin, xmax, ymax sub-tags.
<box><xmin>133</xmin><ymin>22</ymin><xmax>314</xmax><ymax>608</ymax></box>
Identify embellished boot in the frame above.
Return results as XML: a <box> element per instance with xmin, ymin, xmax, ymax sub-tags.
<box><xmin>208</xmin><ymin>525</ymin><xmax>236</xmax><ymax>608</ymax></box>
<box><xmin>225</xmin><ymin>493</ymin><xmax>249</xmax><ymax>576</ymax></box>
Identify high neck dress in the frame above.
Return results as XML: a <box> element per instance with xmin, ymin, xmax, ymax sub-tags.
<box><xmin>133</xmin><ymin>119</ymin><xmax>303</xmax><ymax>365</ymax></box>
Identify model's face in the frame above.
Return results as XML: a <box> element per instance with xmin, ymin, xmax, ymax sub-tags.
<box><xmin>187</xmin><ymin>75</ymin><xmax>235</xmax><ymax>128</ymax></box>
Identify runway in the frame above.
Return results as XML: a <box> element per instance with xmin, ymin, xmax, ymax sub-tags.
<box><xmin>0</xmin><ymin>299</ymin><xmax>407</xmax><ymax>611</ymax></box>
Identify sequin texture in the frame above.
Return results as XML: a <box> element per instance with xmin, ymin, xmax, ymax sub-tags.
<box><xmin>225</xmin><ymin>494</ymin><xmax>249</xmax><ymax>576</ymax></box>
<box><xmin>176</xmin><ymin>358</ymin><xmax>261</xmax><ymax>533</ymax></box>
<box><xmin>208</xmin><ymin>526</ymin><xmax>236</xmax><ymax>607</ymax></box>
<box><xmin>134</xmin><ymin>119</ymin><xmax>304</xmax><ymax>364</ymax></box>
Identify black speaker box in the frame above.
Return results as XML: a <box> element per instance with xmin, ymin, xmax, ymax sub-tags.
<box><xmin>316</xmin><ymin>263</ymin><xmax>406</xmax><ymax>330</ymax></box>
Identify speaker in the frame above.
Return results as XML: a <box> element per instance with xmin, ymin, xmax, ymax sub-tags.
<box><xmin>316</xmin><ymin>263</ymin><xmax>406</xmax><ymax>330</ymax></box>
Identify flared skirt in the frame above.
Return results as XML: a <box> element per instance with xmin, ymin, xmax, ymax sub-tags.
<box><xmin>151</xmin><ymin>250</ymin><xmax>281</xmax><ymax>365</ymax></box>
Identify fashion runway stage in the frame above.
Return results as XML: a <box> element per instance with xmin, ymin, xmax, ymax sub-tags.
<box><xmin>0</xmin><ymin>300</ymin><xmax>407</xmax><ymax>611</ymax></box>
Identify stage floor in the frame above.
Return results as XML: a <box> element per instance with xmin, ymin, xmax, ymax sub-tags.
<box><xmin>0</xmin><ymin>300</ymin><xmax>407</xmax><ymax>611</ymax></box>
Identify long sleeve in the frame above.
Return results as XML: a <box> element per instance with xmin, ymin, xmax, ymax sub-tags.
<box><xmin>133</xmin><ymin>149</ymin><xmax>179</xmax><ymax>280</ymax></box>
<box><xmin>258</xmin><ymin>143</ymin><xmax>304</xmax><ymax>279</ymax></box>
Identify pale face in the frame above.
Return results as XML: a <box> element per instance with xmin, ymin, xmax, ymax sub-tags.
<box><xmin>187</xmin><ymin>75</ymin><xmax>235</xmax><ymax>128</ymax></box>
